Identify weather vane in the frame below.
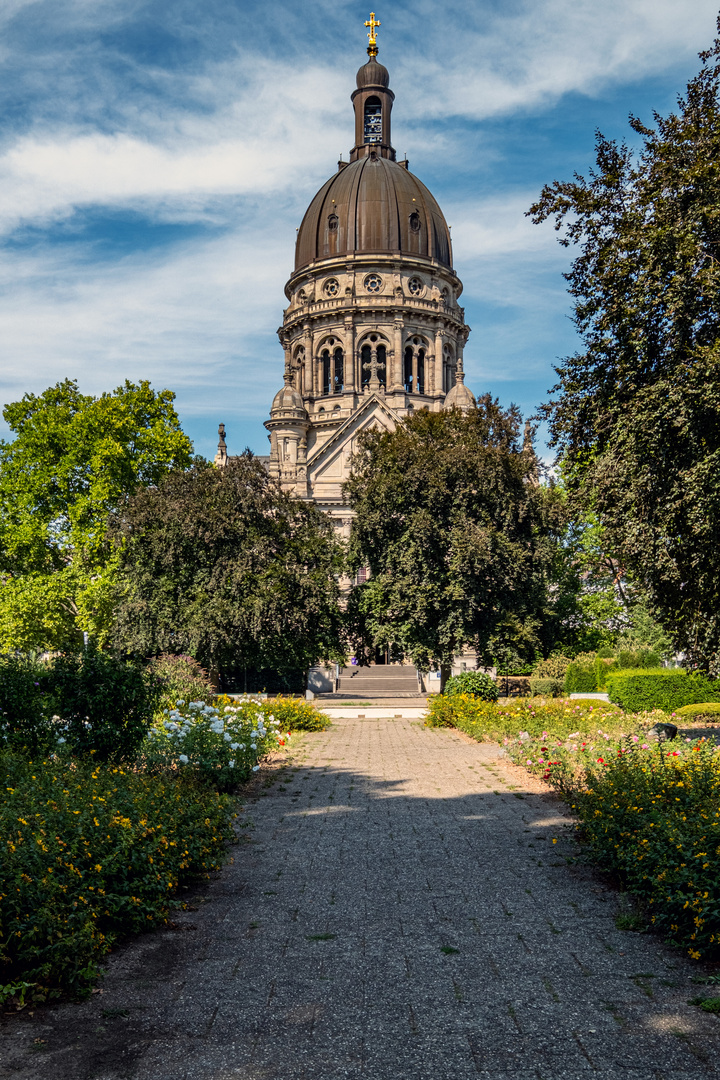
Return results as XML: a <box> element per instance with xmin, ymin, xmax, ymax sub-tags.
<box><xmin>365</xmin><ymin>12</ymin><xmax>380</xmax><ymax>57</ymax></box>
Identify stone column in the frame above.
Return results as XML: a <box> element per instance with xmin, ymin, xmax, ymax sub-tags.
<box><xmin>344</xmin><ymin>315</ymin><xmax>356</xmax><ymax>393</ymax></box>
<box><xmin>434</xmin><ymin>328</ymin><xmax>445</xmax><ymax>400</ymax></box>
<box><xmin>392</xmin><ymin>317</ymin><xmax>404</xmax><ymax>391</ymax></box>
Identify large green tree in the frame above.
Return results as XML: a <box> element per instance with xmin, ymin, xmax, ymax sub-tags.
<box><xmin>110</xmin><ymin>454</ymin><xmax>344</xmax><ymax>676</ymax></box>
<box><xmin>0</xmin><ymin>379</ymin><xmax>193</xmax><ymax>650</ymax></box>
<box><xmin>343</xmin><ymin>403</ymin><xmax>564</xmax><ymax>679</ymax></box>
<box><xmin>529</xmin><ymin>24</ymin><xmax>720</xmax><ymax>672</ymax></box>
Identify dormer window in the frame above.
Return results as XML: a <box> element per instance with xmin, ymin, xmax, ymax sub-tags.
<box><xmin>328</xmin><ymin>213</ymin><xmax>338</xmax><ymax>232</ymax></box>
<box><xmin>364</xmin><ymin>99</ymin><xmax>382</xmax><ymax>143</ymax></box>
<box><xmin>409</xmin><ymin>211</ymin><xmax>421</xmax><ymax>233</ymax></box>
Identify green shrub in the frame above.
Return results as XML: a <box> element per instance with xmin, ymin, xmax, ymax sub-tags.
<box><xmin>0</xmin><ymin>655</ymin><xmax>52</xmax><ymax>752</ymax></box>
<box><xmin>266</xmin><ymin>696</ymin><xmax>332</xmax><ymax>731</ymax></box>
<box><xmin>144</xmin><ymin>698</ymin><xmax>289</xmax><ymax>791</ymax></box>
<box><xmin>48</xmin><ymin>649</ymin><xmax>159</xmax><ymax>761</ymax></box>
<box><xmin>0</xmin><ymin>751</ymin><xmax>233</xmax><ymax>1000</ymax></box>
<box><xmin>606</xmin><ymin>669</ymin><xmax>720</xmax><ymax>712</ymax></box>
<box><xmin>566</xmin><ymin>738</ymin><xmax>720</xmax><ymax>960</ymax></box>
<box><xmin>565</xmin><ymin>660</ymin><xmax>598</xmax><ymax>694</ymax></box>
<box><xmin>616</xmin><ymin>648</ymin><xmax>661</xmax><ymax>670</ymax></box>
<box><xmin>149</xmin><ymin>654</ymin><xmax>215</xmax><ymax>714</ymax></box>
<box><xmin>529</xmin><ymin>677</ymin><xmax>565</xmax><ymax>697</ymax></box>
<box><xmin>676</xmin><ymin>703</ymin><xmax>720</xmax><ymax>719</ymax></box>
<box><xmin>426</xmin><ymin>693</ymin><xmax>623</xmax><ymax>741</ymax></box>
<box><xmin>532</xmin><ymin>655</ymin><xmax>572</xmax><ymax>679</ymax></box>
<box><xmin>444</xmin><ymin>671</ymin><xmax>498</xmax><ymax>701</ymax></box>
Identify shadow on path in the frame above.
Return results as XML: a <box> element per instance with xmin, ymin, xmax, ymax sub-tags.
<box><xmin>1</xmin><ymin>717</ymin><xmax>718</xmax><ymax>1080</ymax></box>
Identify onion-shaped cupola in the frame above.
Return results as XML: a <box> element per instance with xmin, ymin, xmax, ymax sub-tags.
<box><xmin>443</xmin><ymin>360</ymin><xmax>476</xmax><ymax>413</ymax></box>
<box><xmin>293</xmin><ymin>19</ymin><xmax>453</xmax><ymax>273</ymax></box>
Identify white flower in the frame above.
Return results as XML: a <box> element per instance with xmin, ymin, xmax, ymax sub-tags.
<box><xmin>177</xmin><ymin>699</ymin><xmax>186</xmax><ymax>706</ymax></box>
<box><xmin>178</xmin><ymin>754</ymin><xmax>189</xmax><ymax>764</ymax></box>
<box><xmin>224</xmin><ymin>732</ymin><xmax>232</xmax><ymax>742</ymax></box>
<box><xmin>228</xmin><ymin>760</ymin><xmax>235</xmax><ymax>768</ymax></box>
<box><xmin>230</xmin><ymin>743</ymin><xmax>239</xmax><ymax>751</ymax></box>
<box><xmin>252</xmin><ymin>765</ymin><xmax>260</xmax><ymax>772</ymax></box>
<box><xmin>57</xmin><ymin>737</ymin><xmax>66</xmax><ymax>744</ymax></box>
<box><xmin>251</xmin><ymin>743</ymin><xmax>257</xmax><ymax>750</ymax></box>
<box><xmin>237</xmin><ymin>744</ymin><xmax>245</xmax><ymax>750</ymax></box>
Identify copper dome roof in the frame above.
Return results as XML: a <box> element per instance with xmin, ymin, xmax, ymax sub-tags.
<box><xmin>294</xmin><ymin>155</ymin><xmax>453</xmax><ymax>272</ymax></box>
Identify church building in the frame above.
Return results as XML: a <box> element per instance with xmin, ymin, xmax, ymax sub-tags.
<box><xmin>217</xmin><ymin>15</ymin><xmax>476</xmax><ymax>537</ymax></box>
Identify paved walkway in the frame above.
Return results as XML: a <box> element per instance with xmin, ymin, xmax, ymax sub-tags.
<box><xmin>2</xmin><ymin>716</ymin><xmax>720</xmax><ymax>1079</ymax></box>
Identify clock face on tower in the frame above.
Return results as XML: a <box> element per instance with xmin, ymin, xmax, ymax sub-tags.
<box><xmin>364</xmin><ymin>102</ymin><xmax>382</xmax><ymax>142</ymax></box>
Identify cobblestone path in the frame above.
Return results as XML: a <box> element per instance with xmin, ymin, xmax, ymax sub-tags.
<box><xmin>2</xmin><ymin>716</ymin><xmax>720</xmax><ymax>1080</ymax></box>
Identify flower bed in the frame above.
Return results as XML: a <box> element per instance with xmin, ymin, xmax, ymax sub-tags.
<box><xmin>0</xmin><ymin>753</ymin><xmax>233</xmax><ymax>1004</ymax></box>
<box><xmin>566</xmin><ymin>737</ymin><xmax>720</xmax><ymax>960</ymax></box>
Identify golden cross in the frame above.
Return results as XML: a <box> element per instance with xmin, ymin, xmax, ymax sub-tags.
<box><xmin>365</xmin><ymin>12</ymin><xmax>380</xmax><ymax>47</ymax></box>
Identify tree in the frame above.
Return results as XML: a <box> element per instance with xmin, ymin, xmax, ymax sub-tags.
<box><xmin>343</xmin><ymin>403</ymin><xmax>563</xmax><ymax>681</ymax></box>
<box><xmin>110</xmin><ymin>454</ymin><xmax>344</xmax><ymax>677</ymax></box>
<box><xmin>0</xmin><ymin>379</ymin><xmax>193</xmax><ymax>650</ymax></box>
<box><xmin>529</xmin><ymin>23</ymin><xmax>720</xmax><ymax>672</ymax></box>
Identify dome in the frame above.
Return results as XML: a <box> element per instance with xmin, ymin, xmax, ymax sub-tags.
<box><xmin>271</xmin><ymin>376</ymin><xmax>307</xmax><ymax>417</ymax></box>
<box><xmin>295</xmin><ymin>155</ymin><xmax>453</xmax><ymax>272</ymax></box>
<box><xmin>356</xmin><ymin>56</ymin><xmax>389</xmax><ymax>88</ymax></box>
<box><xmin>444</xmin><ymin>368</ymin><xmax>476</xmax><ymax>413</ymax></box>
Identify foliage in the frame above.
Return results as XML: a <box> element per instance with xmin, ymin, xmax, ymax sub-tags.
<box><xmin>46</xmin><ymin>649</ymin><xmax>159</xmax><ymax>762</ymax></box>
<box><xmin>529</xmin><ymin>24</ymin><xmax>720</xmax><ymax>671</ymax></box>
<box><xmin>529</xmin><ymin>677</ymin><xmax>565</xmax><ymax>697</ymax></box>
<box><xmin>676</xmin><ymin>703</ymin><xmax>720</xmax><ymax>718</ymax></box>
<box><xmin>607</xmin><ymin>669</ymin><xmax>720</xmax><ymax>712</ymax></box>
<box><xmin>0</xmin><ymin>751</ymin><xmax>233</xmax><ymax>1000</ymax></box>
<box><xmin>426</xmin><ymin>693</ymin><xmax>623</xmax><ymax>741</ymax></box>
<box><xmin>565</xmin><ymin>657</ymin><xmax>600</xmax><ymax>694</ymax></box>
<box><xmin>260</xmin><ymin>695</ymin><xmax>332</xmax><ymax>732</ymax></box>
<box><xmin>0</xmin><ymin>654</ymin><xmax>52</xmax><ymax>753</ymax></box>
<box><xmin>444</xmin><ymin>671</ymin><xmax>498</xmax><ymax>701</ymax></box>
<box><xmin>149</xmin><ymin>654</ymin><xmax>215</xmax><ymax>714</ymax></box>
<box><xmin>565</xmin><ymin>650</ymin><xmax>661</xmax><ymax>693</ymax></box>
<box><xmin>344</xmin><ymin>404</ymin><xmax>565</xmax><ymax>675</ymax></box>
<box><xmin>110</xmin><ymin>455</ymin><xmax>344</xmax><ymax>675</ymax></box>
<box><xmin>143</xmin><ymin>698</ymin><xmax>289</xmax><ymax>791</ymax></box>
<box><xmin>532</xmin><ymin>655</ymin><xmax>572</xmax><ymax>679</ymax></box>
<box><xmin>565</xmin><ymin>738</ymin><xmax>720</xmax><ymax>959</ymax></box>
<box><xmin>0</xmin><ymin>379</ymin><xmax>192</xmax><ymax>651</ymax></box>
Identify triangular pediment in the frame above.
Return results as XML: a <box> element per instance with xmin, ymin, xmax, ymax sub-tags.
<box><xmin>307</xmin><ymin>395</ymin><xmax>402</xmax><ymax>490</ymax></box>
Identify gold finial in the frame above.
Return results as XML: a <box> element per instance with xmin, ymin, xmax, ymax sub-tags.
<box><xmin>365</xmin><ymin>11</ymin><xmax>380</xmax><ymax>56</ymax></box>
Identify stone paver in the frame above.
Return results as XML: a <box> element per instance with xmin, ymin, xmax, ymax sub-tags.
<box><xmin>2</xmin><ymin>716</ymin><xmax>720</xmax><ymax>1079</ymax></box>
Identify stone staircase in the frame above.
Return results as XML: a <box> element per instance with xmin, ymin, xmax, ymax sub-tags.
<box><xmin>318</xmin><ymin>664</ymin><xmax>424</xmax><ymax>701</ymax></box>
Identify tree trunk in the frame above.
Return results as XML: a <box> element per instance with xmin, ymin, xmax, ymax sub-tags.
<box><xmin>439</xmin><ymin>663</ymin><xmax>451</xmax><ymax>693</ymax></box>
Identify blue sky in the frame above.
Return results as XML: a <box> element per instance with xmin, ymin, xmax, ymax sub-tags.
<box><xmin>0</xmin><ymin>0</ymin><xmax>718</xmax><ymax>461</ymax></box>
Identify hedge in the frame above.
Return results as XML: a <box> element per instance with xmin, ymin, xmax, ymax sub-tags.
<box><xmin>606</xmin><ymin>669</ymin><xmax>720</xmax><ymax>712</ymax></box>
<box><xmin>676</xmin><ymin>703</ymin><xmax>720</xmax><ymax>719</ymax></box>
<box><xmin>529</xmin><ymin>677</ymin><xmax>564</xmax><ymax>697</ymax></box>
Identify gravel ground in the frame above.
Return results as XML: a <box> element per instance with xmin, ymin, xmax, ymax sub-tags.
<box><xmin>1</xmin><ymin>715</ymin><xmax>719</xmax><ymax>1080</ymax></box>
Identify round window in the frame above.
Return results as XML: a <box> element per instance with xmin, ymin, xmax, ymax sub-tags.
<box><xmin>324</xmin><ymin>279</ymin><xmax>340</xmax><ymax>297</ymax></box>
<box><xmin>364</xmin><ymin>274</ymin><xmax>383</xmax><ymax>293</ymax></box>
<box><xmin>408</xmin><ymin>277</ymin><xmax>423</xmax><ymax>296</ymax></box>
<box><xmin>297</xmin><ymin>288</ymin><xmax>306</xmax><ymax>303</ymax></box>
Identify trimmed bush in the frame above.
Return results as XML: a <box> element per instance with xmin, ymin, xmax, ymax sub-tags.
<box><xmin>529</xmin><ymin>677</ymin><xmax>565</xmax><ymax>697</ymax></box>
<box><xmin>565</xmin><ymin>660</ymin><xmax>598</xmax><ymax>694</ymax></box>
<box><xmin>676</xmin><ymin>703</ymin><xmax>720</xmax><ymax>719</ymax></box>
<box><xmin>606</xmin><ymin>669</ymin><xmax>720</xmax><ymax>712</ymax></box>
<box><xmin>444</xmin><ymin>671</ymin><xmax>498</xmax><ymax>702</ymax></box>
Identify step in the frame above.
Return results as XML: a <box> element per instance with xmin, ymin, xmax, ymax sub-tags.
<box><xmin>337</xmin><ymin>680</ymin><xmax>418</xmax><ymax>692</ymax></box>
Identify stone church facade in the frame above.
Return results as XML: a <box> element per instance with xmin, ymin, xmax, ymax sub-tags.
<box><xmin>217</xmin><ymin>25</ymin><xmax>476</xmax><ymax>540</ymax></box>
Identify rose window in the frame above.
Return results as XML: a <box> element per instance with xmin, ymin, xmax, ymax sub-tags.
<box><xmin>364</xmin><ymin>274</ymin><xmax>383</xmax><ymax>293</ymax></box>
<box><xmin>324</xmin><ymin>278</ymin><xmax>340</xmax><ymax>297</ymax></box>
<box><xmin>408</xmin><ymin>277</ymin><xmax>422</xmax><ymax>296</ymax></box>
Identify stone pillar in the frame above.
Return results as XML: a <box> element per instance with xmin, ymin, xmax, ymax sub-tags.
<box><xmin>392</xmin><ymin>317</ymin><xmax>404</xmax><ymax>391</ymax></box>
<box><xmin>344</xmin><ymin>315</ymin><xmax>356</xmax><ymax>393</ymax></box>
<box><xmin>434</xmin><ymin>328</ymin><xmax>445</xmax><ymax>400</ymax></box>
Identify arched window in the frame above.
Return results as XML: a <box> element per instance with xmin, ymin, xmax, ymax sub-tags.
<box><xmin>364</xmin><ymin>97</ymin><xmax>382</xmax><ymax>143</ymax></box>
<box><xmin>321</xmin><ymin>343</ymin><xmax>344</xmax><ymax>395</ymax></box>
<box><xmin>404</xmin><ymin>337</ymin><xmax>429</xmax><ymax>395</ymax></box>
<box><xmin>404</xmin><ymin>345</ymin><xmax>414</xmax><ymax>393</ymax></box>
<box><xmin>359</xmin><ymin>335</ymin><xmax>387</xmax><ymax>391</ymax></box>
